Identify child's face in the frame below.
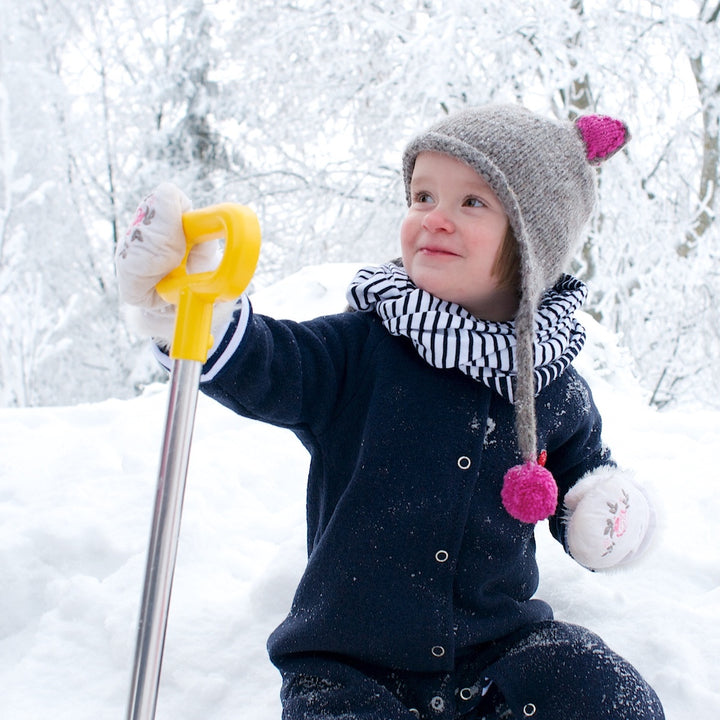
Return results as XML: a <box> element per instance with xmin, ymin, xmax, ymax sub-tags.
<box><xmin>401</xmin><ymin>152</ymin><xmax>517</xmax><ymax>321</ymax></box>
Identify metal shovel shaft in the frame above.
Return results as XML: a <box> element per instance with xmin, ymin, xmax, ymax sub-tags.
<box><xmin>126</xmin><ymin>359</ymin><xmax>202</xmax><ymax>720</ymax></box>
<box><xmin>124</xmin><ymin>201</ymin><xmax>260</xmax><ymax>720</ymax></box>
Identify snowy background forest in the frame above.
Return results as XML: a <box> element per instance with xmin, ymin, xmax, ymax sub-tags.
<box><xmin>0</xmin><ymin>0</ymin><xmax>718</xmax><ymax>409</ymax></box>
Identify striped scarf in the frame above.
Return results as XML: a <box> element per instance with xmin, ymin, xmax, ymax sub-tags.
<box><xmin>346</xmin><ymin>263</ymin><xmax>587</xmax><ymax>403</ymax></box>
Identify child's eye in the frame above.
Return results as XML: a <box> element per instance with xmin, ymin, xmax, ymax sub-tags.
<box><xmin>413</xmin><ymin>191</ymin><xmax>433</xmax><ymax>204</ymax></box>
<box><xmin>463</xmin><ymin>196</ymin><xmax>486</xmax><ymax>208</ymax></box>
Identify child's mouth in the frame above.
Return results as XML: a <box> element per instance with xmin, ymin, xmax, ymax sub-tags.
<box><xmin>419</xmin><ymin>246</ymin><xmax>459</xmax><ymax>258</ymax></box>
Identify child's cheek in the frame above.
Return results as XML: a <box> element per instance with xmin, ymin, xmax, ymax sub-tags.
<box><xmin>399</xmin><ymin>217</ymin><xmax>415</xmax><ymax>268</ymax></box>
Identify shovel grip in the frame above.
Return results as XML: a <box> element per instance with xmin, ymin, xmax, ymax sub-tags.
<box><xmin>155</xmin><ymin>203</ymin><xmax>261</xmax><ymax>362</ymax></box>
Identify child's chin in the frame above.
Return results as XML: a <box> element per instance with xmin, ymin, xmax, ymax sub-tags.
<box><xmin>408</xmin><ymin>266</ymin><xmax>452</xmax><ymax>293</ymax></box>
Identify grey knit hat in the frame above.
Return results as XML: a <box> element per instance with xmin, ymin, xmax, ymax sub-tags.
<box><xmin>402</xmin><ymin>105</ymin><xmax>630</xmax><ymax>522</ymax></box>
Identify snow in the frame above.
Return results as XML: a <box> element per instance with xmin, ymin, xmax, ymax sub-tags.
<box><xmin>1</xmin><ymin>263</ymin><xmax>718</xmax><ymax>720</ymax></box>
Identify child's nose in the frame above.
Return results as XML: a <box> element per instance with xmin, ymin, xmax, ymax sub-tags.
<box><xmin>422</xmin><ymin>207</ymin><xmax>455</xmax><ymax>233</ymax></box>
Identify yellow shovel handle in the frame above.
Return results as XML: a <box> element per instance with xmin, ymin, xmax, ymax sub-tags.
<box><xmin>155</xmin><ymin>203</ymin><xmax>261</xmax><ymax>362</ymax></box>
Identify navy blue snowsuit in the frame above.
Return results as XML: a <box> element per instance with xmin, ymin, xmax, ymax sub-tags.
<box><xmin>190</xmin><ymin>301</ymin><xmax>664</xmax><ymax>720</ymax></box>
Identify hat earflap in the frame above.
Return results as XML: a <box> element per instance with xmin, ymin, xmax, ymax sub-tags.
<box><xmin>500</xmin><ymin>112</ymin><xmax>629</xmax><ymax>524</ymax></box>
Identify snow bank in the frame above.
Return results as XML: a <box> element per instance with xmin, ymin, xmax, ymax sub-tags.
<box><xmin>0</xmin><ymin>264</ymin><xmax>717</xmax><ymax>719</ymax></box>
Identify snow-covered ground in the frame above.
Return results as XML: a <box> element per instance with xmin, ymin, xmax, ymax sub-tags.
<box><xmin>1</xmin><ymin>264</ymin><xmax>718</xmax><ymax>720</ymax></box>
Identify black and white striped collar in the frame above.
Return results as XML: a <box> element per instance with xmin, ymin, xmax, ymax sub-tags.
<box><xmin>346</xmin><ymin>263</ymin><xmax>587</xmax><ymax>403</ymax></box>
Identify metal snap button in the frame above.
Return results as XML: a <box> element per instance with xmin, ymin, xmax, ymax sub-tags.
<box><xmin>430</xmin><ymin>696</ymin><xmax>444</xmax><ymax>712</ymax></box>
<box><xmin>459</xmin><ymin>687</ymin><xmax>474</xmax><ymax>701</ymax></box>
<box><xmin>457</xmin><ymin>456</ymin><xmax>472</xmax><ymax>469</ymax></box>
<box><xmin>431</xmin><ymin>645</ymin><xmax>445</xmax><ymax>657</ymax></box>
<box><xmin>435</xmin><ymin>549</ymin><xmax>449</xmax><ymax>563</ymax></box>
<box><xmin>409</xmin><ymin>709</ymin><xmax>420</xmax><ymax>718</ymax></box>
<box><xmin>523</xmin><ymin>703</ymin><xmax>537</xmax><ymax>716</ymax></box>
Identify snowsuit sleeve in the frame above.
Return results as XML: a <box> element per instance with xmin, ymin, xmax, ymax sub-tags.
<box><xmin>538</xmin><ymin>366</ymin><xmax>614</xmax><ymax>551</ymax></box>
<box><xmin>192</xmin><ymin>297</ymin><xmax>378</xmax><ymax>436</ymax></box>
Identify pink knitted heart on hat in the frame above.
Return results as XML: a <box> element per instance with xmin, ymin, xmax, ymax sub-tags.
<box><xmin>576</xmin><ymin>115</ymin><xmax>630</xmax><ymax>165</ymax></box>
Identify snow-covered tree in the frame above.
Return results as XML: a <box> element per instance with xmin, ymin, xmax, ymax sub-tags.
<box><xmin>0</xmin><ymin>0</ymin><xmax>120</xmax><ymax>406</ymax></box>
<box><xmin>1</xmin><ymin>0</ymin><xmax>718</xmax><ymax>408</ymax></box>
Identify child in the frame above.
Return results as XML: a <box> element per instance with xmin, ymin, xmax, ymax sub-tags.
<box><xmin>116</xmin><ymin>105</ymin><xmax>665</xmax><ymax>719</ymax></box>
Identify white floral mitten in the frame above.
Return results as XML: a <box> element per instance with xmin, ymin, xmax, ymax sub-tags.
<box><xmin>115</xmin><ymin>183</ymin><xmax>223</xmax><ymax>341</ymax></box>
<box><xmin>564</xmin><ymin>466</ymin><xmax>656</xmax><ymax>571</ymax></box>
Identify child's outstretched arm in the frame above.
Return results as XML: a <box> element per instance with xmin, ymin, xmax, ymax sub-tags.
<box><xmin>116</xmin><ymin>184</ymin><xmax>377</xmax><ymax>435</ymax></box>
<box><xmin>562</xmin><ymin>466</ymin><xmax>656</xmax><ymax>571</ymax></box>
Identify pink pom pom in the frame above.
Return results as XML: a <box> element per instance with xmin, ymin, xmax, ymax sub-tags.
<box><xmin>501</xmin><ymin>461</ymin><xmax>558</xmax><ymax>523</ymax></box>
<box><xmin>576</xmin><ymin>115</ymin><xmax>629</xmax><ymax>165</ymax></box>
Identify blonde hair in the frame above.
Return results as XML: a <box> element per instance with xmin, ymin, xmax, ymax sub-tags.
<box><xmin>491</xmin><ymin>225</ymin><xmax>520</xmax><ymax>291</ymax></box>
